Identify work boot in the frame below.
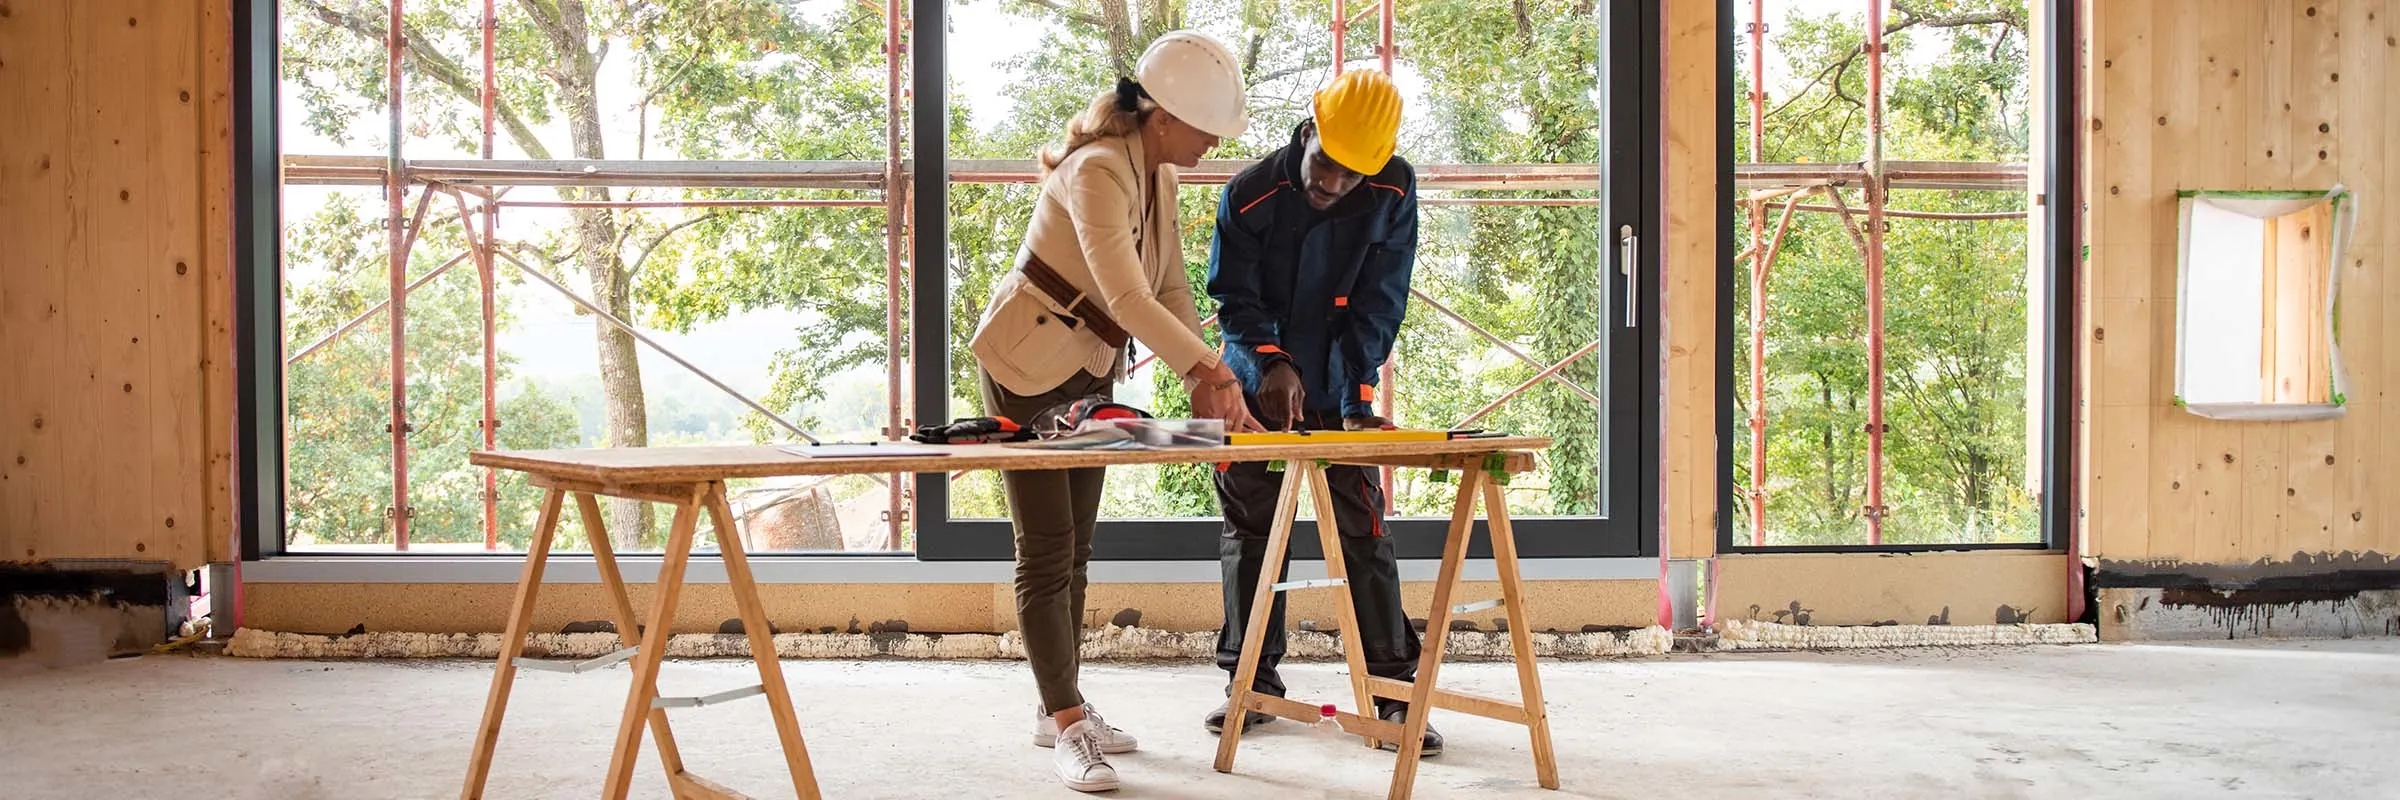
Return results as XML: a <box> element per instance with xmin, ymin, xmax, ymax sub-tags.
<box><xmin>1035</xmin><ymin>704</ymin><xmax>1139</xmax><ymax>754</ymax></box>
<box><xmin>1378</xmin><ymin>707</ymin><xmax>1443</xmax><ymax>757</ymax></box>
<box><xmin>1203</xmin><ymin>699</ymin><xmax>1276</xmax><ymax>734</ymax></box>
<box><xmin>1050</xmin><ymin>719</ymin><xmax>1120</xmax><ymax>793</ymax></box>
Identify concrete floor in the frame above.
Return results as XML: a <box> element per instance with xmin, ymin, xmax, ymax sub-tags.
<box><xmin>4</xmin><ymin>640</ymin><xmax>2397</xmax><ymax>799</ymax></box>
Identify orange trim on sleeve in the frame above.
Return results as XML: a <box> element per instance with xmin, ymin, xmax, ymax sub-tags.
<box><xmin>1358</xmin><ymin>384</ymin><xmax>1375</xmax><ymax>403</ymax></box>
<box><xmin>1256</xmin><ymin>344</ymin><xmax>1285</xmax><ymax>355</ymax></box>
<box><xmin>1367</xmin><ymin>182</ymin><xmax>1407</xmax><ymax>198</ymax></box>
<box><xmin>1237</xmin><ymin>188</ymin><xmax>1280</xmax><ymax>214</ymax></box>
<box><xmin>1333</xmin><ymin>296</ymin><xmax>1349</xmax><ymax>307</ymax></box>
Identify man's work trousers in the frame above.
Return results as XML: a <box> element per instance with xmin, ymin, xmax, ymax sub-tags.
<box><xmin>1214</xmin><ymin>409</ymin><xmax>1422</xmax><ymax>716</ymax></box>
<box><xmin>981</xmin><ymin>368</ymin><xmax>1113</xmax><ymax>714</ymax></box>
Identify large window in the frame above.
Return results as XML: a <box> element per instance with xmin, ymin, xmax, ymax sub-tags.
<box><xmin>1721</xmin><ymin>0</ymin><xmax>2075</xmax><ymax>550</ymax></box>
<box><xmin>244</xmin><ymin>0</ymin><xmax>1663</xmax><ymax>562</ymax></box>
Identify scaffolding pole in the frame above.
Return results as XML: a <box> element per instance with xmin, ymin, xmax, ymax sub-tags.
<box><xmin>1746</xmin><ymin>0</ymin><xmax>1770</xmax><ymax>546</ymax></box>
<box><xmin>386</xmin><ymin>0</ymin><xmax>412</xmax><ymax>550</ymax></box>
<box><xmin>1863</xmin><ymin>0</ymin><xmax>1890</xmax><ymax>544</ymax></box>
<box><xmin>477</xmin><ymin>0</ymin><xmax>500</xmax><ymax>551</ymax></box>
<box><xmin>883</xmin><ymin>0</ymin><xmax>909</xmax><ymax>550</ymax></box>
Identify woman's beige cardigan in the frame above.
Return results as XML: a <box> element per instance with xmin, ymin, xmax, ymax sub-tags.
<box><xmin>969</xmin><ymin>132</ymin><xmax>1220</xmax><ymax>397</ymax></box>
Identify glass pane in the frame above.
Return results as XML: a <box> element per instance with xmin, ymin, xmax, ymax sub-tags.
<box><xmin>278</xmin><ymin>2</ymin><xmax>911</xmax><ymax>554</ymax></box>
<box><xmin>281</xmin><ymin>187</ymin><xmax>399</xmax><ymax>551</ymax></box>
<box><xmin>942</xmin><ymin>0</ymin><xmax>1607</xmax><ymax>523</ymax></box>
<box><xmin>1729</xmin><ymin>0</ymin><xmax>2038</xmax><ymax>546</ymax></box>
<box><xmin>280</xmin><ymin>1</ymin><xmax>891</xmax><ymax>162</ymax></box>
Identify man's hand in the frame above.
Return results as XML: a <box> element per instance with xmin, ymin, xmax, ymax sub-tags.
<box><xmin>1343</xmin><ymin>415</ymin><xmax>1395</xmax><ymax>431</ymax></box>
<box><xmin>1259</xmin><ymin>362</ymin><xmax>1306</xmax><ymax>431</ymax></box>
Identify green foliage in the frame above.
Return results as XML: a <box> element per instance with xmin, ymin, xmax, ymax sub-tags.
<box><xmin>281</xmin><ymin>192</ymin><xmax>583</xmax><ymax>549</ymax></box>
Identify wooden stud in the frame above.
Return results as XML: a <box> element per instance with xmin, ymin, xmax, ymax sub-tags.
<box><xmin>573</xmin><ymin>492</ymin><xmax>689</xmax><ymax>782</ymax></box>
<box><xmin>1482</xmin><ymin>478</ymin><xmax>1559</xmax><ymax>789</ymax></box>
<box><xmin>705</xmin><ymin>483</ymin><xmax>824</xmax><ymax>800</ymax></box>
<box><xmin>459</xmin><ymin>488</ymin><xmax>564</xmax><ymax>799</ymax></box>
<box><xmin>201</xmin><ymin>0</ymin><xmax>238</xmax><ymax>563</ymax></box>
<box><xmin>1304</xmin><ymin>463</ymin><xmax>1383</xmax><ymax>750</ymax></box>
<box><xmin>1213</xmin><ymin>463</ymin><xmax>1306</xmax><ymax>774</ymax></box>
<box><xmin>148</xmin><ymin>0</ymin><xmax>205</xmax><ymax>569</ymax></box>
<box><xmin>1387</xmin><ymin>468</ymin><xmax>1482</xmax><ymax>800</ymax></box>
<box><xmin>77</xmin><ymin>0</ymin><xmax>150</xmax><ymax>561</ymax></box>
<box><xmin>603</xmin><ymin>490</ymin><xmax>704</xmax><ymax>800</ymax></box>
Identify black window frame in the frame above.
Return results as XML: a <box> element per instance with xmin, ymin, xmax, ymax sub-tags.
<box><xmin>1712</xmin><ymin>0</ymin><xmax>2080</xmax><ymax>555</ymax></box>
<box><xmin>910</xmin><ymin>0</ymin><xmax>1667</xmax><ymax>562</ymax></box>
<box><xmin>233</xmin><ymin>0</ymin><xmax>1672</xmax><ymax>564</ymax></box>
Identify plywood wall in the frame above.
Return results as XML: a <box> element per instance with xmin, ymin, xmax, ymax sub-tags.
<box><xmin>0</xmin><ymin>0</ymin><xmax>236</xmax><ymax>571</ymax></box>
<box><xmin>2084</xmin><ymin>0</ymin><xmax>2397</xmax><ymax>566</ymax></box>
<box><xmin>1663</xmin><ymin>0</ymin><xmax>1721</xmax><ymax>560</ymax></box>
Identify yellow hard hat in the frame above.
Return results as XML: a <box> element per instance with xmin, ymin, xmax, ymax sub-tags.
<box><xmin>1312</xmin><ymin>69</ymin><xmax>1402</xmax><ymax>174</ymax></box>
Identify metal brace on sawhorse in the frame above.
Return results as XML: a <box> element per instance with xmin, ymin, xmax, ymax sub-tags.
<box><xmin>458</xmin><ymin>480</ymin><xmax>821</xmax><ymax>800</ymax></box>
<box><xmin>1212</xmin><ymin>457</ymin><xmax>1560</xmax><ymax>800</ymax></box>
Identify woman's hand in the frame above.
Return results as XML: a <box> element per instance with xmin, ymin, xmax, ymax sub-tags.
<box><xmin>1189</xmin><ymin>362</ymin><xmax>1266</xmax><ymax>433</ymax></box>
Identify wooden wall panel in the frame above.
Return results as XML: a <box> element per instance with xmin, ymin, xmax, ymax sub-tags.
<box><xmin>0</xmin><ymin>0</ymin><xmax>75</xmax><ymax>561</ymax></box>
<box><xmin>201</xmin><ymin>0</ymin><xmax>237</xmax><ymax>564</ymax></box>
<box><xmin>2084</xmin><ymin>0</ymin><xmax>2400</xmax><ymax>566</ymax></box>
<box><xmin>1662</xmin><ymin>0</ymin><xmax>1719</xmax><ymax>559</ymax></box>
<box><xmin>0</xmin><ymin>0</ymin><xmax>223</xmax><ymax>570</ymax></box>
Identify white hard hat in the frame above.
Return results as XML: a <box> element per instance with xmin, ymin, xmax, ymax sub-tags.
<box><xmin>1135</xmin><ymin>30</ymin><xmax>1250</xmax><ymax>139</ymax></box>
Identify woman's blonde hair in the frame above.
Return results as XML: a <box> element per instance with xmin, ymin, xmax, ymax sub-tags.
<box><xmin>1039</xmin><ymin>81</ymin><xmax>1155</xmax><ymax>176</ymax></box>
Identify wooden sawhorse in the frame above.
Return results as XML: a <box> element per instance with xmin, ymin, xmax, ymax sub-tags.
<box><xmin>1212</xmin><ymin>453</ymin><xmax>1559</xmax><ymax>800</ymax></box>
<box><xmin>459</xmin><ymin>477</ymin><xmax>819</xmax><ymax>800</ymax></box>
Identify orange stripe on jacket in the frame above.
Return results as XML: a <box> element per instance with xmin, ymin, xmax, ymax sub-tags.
<box><xmin>1358</xmin><ymin>384</ymin><xmax>1375</xmax><ymax>403</ymax></box>
<box><xmin>1237</xmin><ymin>181</ymin><xmax>1291</xmax><ymax>215</ymax></box>
<box><xmin>1367</xmin><ymin>182</ymin><xmax>1407</xmax><ymax>197</ymax></box>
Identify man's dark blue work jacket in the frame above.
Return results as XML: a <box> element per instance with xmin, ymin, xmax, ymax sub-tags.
<box><xmin>1206</xmin><ymin>124</ymin><xmax>1420</xmax><ymax>420</ymax></box>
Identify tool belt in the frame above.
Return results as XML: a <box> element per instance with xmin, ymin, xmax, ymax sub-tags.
<box><xmin>1019</xmin><ymin>254</ymin><xmax>1129</xmax><ymax>350</ymax></box>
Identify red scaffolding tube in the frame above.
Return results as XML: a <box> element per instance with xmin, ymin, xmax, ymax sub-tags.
<box><xmin>477</xmin><ymin>0</ymin><xmax>500</xmax><ymax>551</ymax></box>
<box><xmin>1745</xmin><ymin>0</ymin><xmax>1770</xmax><ymax>546</ymax></box>
<box><xmin>883</xmin><ymin>0</ymin><xmax>910</xmax><ymax>550</ymax></box>
<box><xmin>386</xmin><ymin>0</ymin><xmax>412</xmax><ymax>550</ymax></box>
<box><xmin>1863</xmin><ymin>0</ymin><xmax>1889</xmax><ymax>545</ymax></box>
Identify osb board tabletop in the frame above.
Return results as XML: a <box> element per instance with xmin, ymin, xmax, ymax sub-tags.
<box><xmin>469</xmin><ymin>436</ymin><xmax>1550</xmax><ymax>485</ymax></box>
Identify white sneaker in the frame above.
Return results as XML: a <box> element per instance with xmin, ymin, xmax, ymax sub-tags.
<box><xmin>1050</xmin><ymin>719</ymin><xmax>1120</xmax><ymax>793</ymax></box>
<box><xmin>1034</xmin><ymin>704</ymin><xmax>1139</xmax><ymax>754</ymax></box>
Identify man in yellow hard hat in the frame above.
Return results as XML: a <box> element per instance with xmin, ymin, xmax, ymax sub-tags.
<box><xmin>1201</xmin><ymin>67</ymin><xmax>1441</xmax><ymax>756</ymax></box>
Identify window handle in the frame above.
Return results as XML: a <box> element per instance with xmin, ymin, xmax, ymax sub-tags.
<box><xmin>1619</xmin><ymin>225</ymin><xmax>1637</xmax><ymax>328</ymax></box>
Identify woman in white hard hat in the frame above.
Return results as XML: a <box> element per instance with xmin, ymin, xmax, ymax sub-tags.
<box><xmin>966</xmin><ymin>29</ymin><xmax>1260</xmax><ymax>793</ymax></box>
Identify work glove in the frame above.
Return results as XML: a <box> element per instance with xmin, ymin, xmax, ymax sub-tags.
<box><xmin>1259</xmin><ymin>361</ymin><xmax>1306</xmax><ymax>431</ymax></box>
<box><xmin>1343</xmin><ymin>415</ymin><xmax>1396</xmax><ymax>431</ymax></box>
<box><xmin>909</xmin><ymin>416</ymin><xmax>1031</xmax><ymax>444</ymax></box>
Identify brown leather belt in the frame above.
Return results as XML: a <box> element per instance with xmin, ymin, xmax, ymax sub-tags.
<box><xmin>1019</xmin><ymin>254</ymin><xmax>1128</xmax><ymax>349</ymax></box>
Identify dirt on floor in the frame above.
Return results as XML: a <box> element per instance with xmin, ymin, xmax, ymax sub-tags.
<box><xmin>3</xmin><ymin>639</ymin><xmax>2396</xmax><ymax>799</ymax></box>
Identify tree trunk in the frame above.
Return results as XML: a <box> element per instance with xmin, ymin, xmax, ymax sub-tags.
<box><xmin>1101</xmin><ymin>0</ymin><xmax>1134</xmax><ymax>76</ymax></box>
<box><xmin>550</xmin><ymin>1</ymin><xmax>654</xmax><ymax>548</ymax></box>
